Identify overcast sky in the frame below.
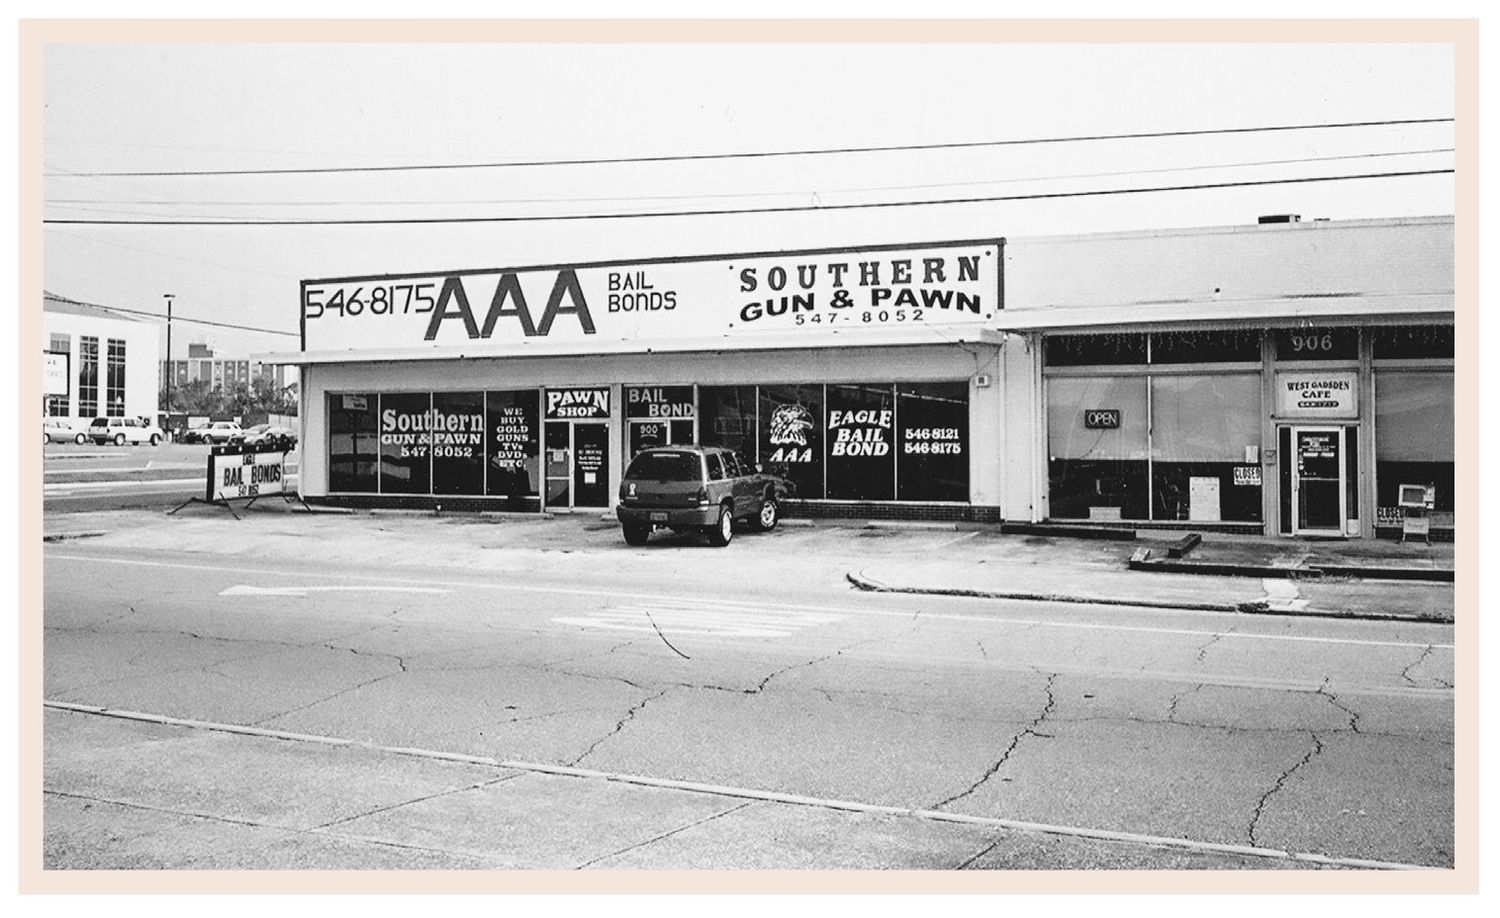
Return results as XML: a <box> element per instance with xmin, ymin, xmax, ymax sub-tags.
<box><xmin>40</xmin><ymin>37</ymin><xmax>1455</xmax><ymax>360</ymax></box>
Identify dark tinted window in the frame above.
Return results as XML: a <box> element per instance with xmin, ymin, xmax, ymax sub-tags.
<box><xmin>707</xmin><ymin>452</ymin><xmax>726</xmax><ymax>480</ymax></box>
<box><xmin>1373</xmin><ymin>324</ymin><xmax>1454</xmax><ymax>360</ymax></box>
<box><xmin>1153</xmin><ymin>329</ymin><xmax>1261</xmax><ymax>364</ymax></box>
<box><xmin>625</xmin><ymin>451</ymin><xmax>701</xmax><ymax>482</ymax></box>
<box><xmin>1045</xmin><ymin>333</ymin><xmax>1148</xmax><ymax>367</ymax></box>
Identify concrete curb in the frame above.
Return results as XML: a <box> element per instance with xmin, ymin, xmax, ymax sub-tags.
<box><xmin>1129</xmin><ymin>556</ymin><xmax>1454</xmax><ymax>583</ymax></box>
<box><xmin>845</xmin><ymin>569</ymin><xmax>1241</xmax><ymax>614</ymax></box>
<box><xmin>847</xmin><ymin>570</ymin><xmax>1450</xmax><ymax>623</ymax></box>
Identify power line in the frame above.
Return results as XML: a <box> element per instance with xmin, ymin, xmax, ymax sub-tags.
<box><xmin>46</xmin><ymin>117</ymin><xmax>1454</xmax><ymax>178</ymax></box>
<box><xmin>43</xmin><ymin>147</ymin><xmax>1456</xmax><ymax>209</ymax></box>
<box><xmin>41</xmin><ymin>168</ymin><xmax>1456</xmax><ymax>227</ymax></box>
<box><xmin>50</xmin><ymin>297</ymin><xmax>297</xmax><ymax>337</ymax></box>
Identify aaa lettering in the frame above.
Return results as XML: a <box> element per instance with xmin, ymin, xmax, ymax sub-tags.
<box><xmin>424</xmin><ymin>270</ymin><xmax>596</xmax><ymax>340</ymax></box>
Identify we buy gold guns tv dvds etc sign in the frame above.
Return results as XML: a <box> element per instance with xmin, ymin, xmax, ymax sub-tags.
<box><xmin>208</xmin><ymin>447</ymin><xmax>287</xmax><ymax>502</ymax></box>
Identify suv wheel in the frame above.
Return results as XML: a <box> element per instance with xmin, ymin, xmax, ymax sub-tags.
<box><xmin>74</xmin><ymin>433</ymin><xmax>86</xmax><ymax>445</ymax></box>
<box><xmin>622</xmin><ymin>523</ymin><xmax>651</xmax><ymax>546</ymax></box>
<box><xmin>706</xmin><ymin>504</ymin><xmax>734</xmax><ymax>547</ymax></box>
<box><xmin>149</xmin><ymin>433</ymin><xmax>161</xmax><ymax>446</ymax></box>
<box><xmin>751</xmin><ymin>494</ymin><xmax>779</xmax><ymax>532</ymax></box>
<box><xmin>114</xmin><ymin>433</ymin><xmax>126</xmax><ymax>446</ymax></box>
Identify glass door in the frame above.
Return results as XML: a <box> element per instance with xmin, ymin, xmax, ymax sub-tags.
<box><xmin>544</xmin><ymin>421</ymin><xmax>571</xmax><ymax>509</ymax></box>
<box><xmin>627</xmin><ymin>418</ymin><xmax>695</xmax><ymax>459</ymax></box>
<box><xmin>573</xmin><ymin>422</ymin><xmax>609</xmax><ymax>507</ymax></box>
<box><xmin>1291</xmin><ymin>426</ymin><xmax>1346</xmax><ymax>536</ymax></box>
<box><xmin>544</xmin><ymin>420</ymin><xmax>611</xmax><ymax>509</ymax></box>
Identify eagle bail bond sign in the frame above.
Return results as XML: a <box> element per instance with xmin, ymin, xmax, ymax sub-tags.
<box><xmin>300</xmin><ymin>242</ymin><xmax>1000</xmax><ymax>352</ymax></box>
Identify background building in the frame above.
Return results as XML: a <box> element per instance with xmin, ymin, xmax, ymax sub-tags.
<box><xmin>42</xmin><ymin>291</ymin><xmax>161</xmax><ymax>424</ymax></box>
<box><xmin>162</xmin><ymin>342</ymin><xmax>294</xmax><ymax>393</ymax></box>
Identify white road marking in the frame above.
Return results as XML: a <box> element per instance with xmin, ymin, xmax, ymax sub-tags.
<box><xmin>46</xmin><ymin>553</ymin><xmax>1453</xmax><ymax>650</ymax></box>
<box><xmin>554</xmin><ymin>598</ymin><xmax>845</xmax><ymax>638</ymax></box>
<box><xmin>42</xmin><ymin>701</ymin><xmax>1439</xmax><ymax>871</ymax></box>
<box><xmin>220</xmin><ymin>584</ymin><xmax>450</xmax><ymax>597</ymax></box>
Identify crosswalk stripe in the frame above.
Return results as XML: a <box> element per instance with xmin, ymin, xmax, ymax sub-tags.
<box><xmin>553</xmin><ymin>599</ymin><xmax>846</xmax><ymax>638</ymax></box>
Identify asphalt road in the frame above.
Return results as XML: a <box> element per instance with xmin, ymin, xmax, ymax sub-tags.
<box><xmin>40</xmin><ymin>530</ymin><xmax>1455</xmax><ymax>871</ymax></box>
<box><xmin>42</xmin><ymin>441</ymin><xmax>298</xmax><ymax>512</ymax></box>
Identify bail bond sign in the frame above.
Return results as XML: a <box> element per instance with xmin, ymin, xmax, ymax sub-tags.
<box><xmin>301</xmin><ymin>242</ymin><xmax>999</xmax><ymax>353</ymax></box>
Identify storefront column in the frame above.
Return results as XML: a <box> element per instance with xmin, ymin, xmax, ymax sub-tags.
<box><xmin>1358</xmin><ymin>332</ymin><xmax>1378</xmax><ymax>539</ymax></box>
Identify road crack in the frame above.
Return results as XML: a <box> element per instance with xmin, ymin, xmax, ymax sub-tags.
<box><xmin>1400</xmin><ymin>644</ymin><xmax>1437</xmax><ymax>687</ymax></box>
<box><xmin>575</xmin><ymin>801</ymin><xmax>756</xmax><ymax>868</ymax></box>
<box><xmin>1248</xmin><ymin>730</ymin><xmax>1324</xmax><ymax>848</ymax></box>
<box><xmin>1196</xmin><ymin>633</ymin><xmax>1224</xmax><ymax>663</ymax></box>
<box><xmin>569</xmin><ymin>688</ymin><xmax>670</xmax><ymax>767</ymax></box>
<box><xmin>1317</xmin><ymin>679</ymin><xmax>1362</xmax><ymax>734</ymax></box>
<box><xmin>933</xmin><ymin>671</ymin><xmax>1057</xmax><ymax>810</ymax></box>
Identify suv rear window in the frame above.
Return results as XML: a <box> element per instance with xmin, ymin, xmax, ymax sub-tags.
<box><xmin>625</xmin><ymin>451</ymin><xmax>702</xmax><ymax>482</ymax></box>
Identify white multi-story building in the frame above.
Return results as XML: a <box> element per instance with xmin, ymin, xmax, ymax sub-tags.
<box><xmin>43</xmin><ymin>291</ymin><xmax>162</xmax><ymax>425</ymax></box>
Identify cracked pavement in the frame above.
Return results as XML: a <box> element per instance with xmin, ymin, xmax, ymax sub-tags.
<box><xmin>39</xmin><ymin>520</ymin><xmax>1456</xmax><ymax>871</ymax></box>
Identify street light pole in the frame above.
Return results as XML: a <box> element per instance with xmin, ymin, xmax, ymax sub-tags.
<box><xmin>163</xmin><ymin>294</ymin><xmax>175</xmax><ymax>424</ymax></box>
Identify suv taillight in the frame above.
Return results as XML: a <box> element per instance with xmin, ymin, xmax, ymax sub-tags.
<box><xmin>695</xmin><ymin>486</ymin><xmax>709</xmax><ymax>505</ymax></box>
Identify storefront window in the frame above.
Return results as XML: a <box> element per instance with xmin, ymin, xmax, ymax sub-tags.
<box><xmin>897</xmin><ymin>382</ymin><xmax>968</xmax><ymax>502</ymax></box>
<box><xmin>699</xmin><ymin>386</ymin><xmax>758</xmax><ymax>456</ymax></box>
<box><xmin>826</xmin><ymin>384</ymin><xmax>895</xmax><ymax>501</ymax></box>
<box><xmin>1150</xmin><ymin>375</ymin><xmax>1263</xmax><ymax>522</ymax></box>
<box><xmin>378</xmin><ymin>393</ymin><xmax>433</xmax><ymax>494</ymax></box>
<box><xmin>1047</xmin><ymin>376</ymin><xmax>1149</xmax><ymax>519</ymax></box>
<box><xmin>1372</xmin><ymin>324</ymin><xmax>1454</xmax><ymax>360</ymax></box>
<box><xmin>430</xmin><ymin>391</ymin><xmax>485</xmax><ymax>495</ymax></box>
<box><xmin>1153</xmin><ymin>329</ymin><xmax>1261</xmax><ymax>364</ymax></box>
<box><xmin>1044</xmin><ymin>333</ymin><xmax>1148</xmax><ymax>367</ymax></box>
<box><xmin>485</xmin><ymin>390</ymin><xmax>540</xmax><ymax>507</ymax></box>
<box><xmin>625</xmin><ymin>385</ymin><xmax>694</xmax><ymax>458</ymax></box>
<box><xmin>329</xmin><ymin>393</ymin><xmax>378</xmax><ymax>492</ymax></box>
<box><xmin>759</xmin><ymin>385</ymin><xmax>824</xmax><ymax>499</ymax></box>
<box><xmin>1375</xmin><ymin>370</ymin><xmax>1454</xmax><ymax>519</ymax></box>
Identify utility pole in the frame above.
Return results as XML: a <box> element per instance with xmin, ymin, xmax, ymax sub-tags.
<box><xmin>163</xmin><ymin>294</ymin><xmax>175</xmax><ymax>428</ymax></box>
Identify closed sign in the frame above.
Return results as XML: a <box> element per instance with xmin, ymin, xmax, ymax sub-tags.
<box><xmin>1084</xmin><ymin>409</ymin><xmax>1121</xmax><ymax>429</ymax></box>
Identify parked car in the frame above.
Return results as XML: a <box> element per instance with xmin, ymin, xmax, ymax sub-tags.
<box><xmin>43</xmin><ymin>418</ymin><xmax>87</xmax><ymax>445</ymax></box>
<box><xmin>86</xmin><ymin>416</ymin><xmax>165</xmax><ymax>446</ymax></box>
<box><xmin>235</xmin><ymin>423</ymin><xmax>298</xmax><ymax>451</ymax></box>
<box><xmin>616</xmin><ymin>444</ymin><xmax>789</xmax><ymax>547</ymax></box>
<box><xmin>196</xmin><ymin>421</ymin><xmax>244</xmax><ymax>444</ymax></box>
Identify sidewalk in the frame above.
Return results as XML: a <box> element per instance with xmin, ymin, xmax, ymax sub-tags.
<box><xmin>41</xmin><ymin>504</ymin><xmax>1456</xmax><ymax>623</ymax></box>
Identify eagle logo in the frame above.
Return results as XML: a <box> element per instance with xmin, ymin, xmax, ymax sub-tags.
<box><xmin>769</xmin><ymin>404</ymin><xmax>814</xmax><ymax>447</ymax></box>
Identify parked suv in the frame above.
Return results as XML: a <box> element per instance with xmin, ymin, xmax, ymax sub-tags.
<box><xmin>87</xmin><ymin>416</ymin><xmax>165</xmax><ymax>446</ymax></box>
<box><xmin>616</xmin><ymin>445</ymin><xmax>789</xmax><ymax>547</ymax></box>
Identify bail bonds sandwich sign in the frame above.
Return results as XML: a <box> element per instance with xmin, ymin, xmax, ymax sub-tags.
<box><xmin>209</xmin><ymin>449</ymin><xmax>288</xmax><ymax>502</ymax></box>
<box><xmin>301</xmin><ymin>242</ymin><xmax>1000</xmax><ymax>353</ymax></box>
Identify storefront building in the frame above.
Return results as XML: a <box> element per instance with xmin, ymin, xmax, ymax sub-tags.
<box><xmin>278</xmin><ymin>241</ymin><xmax>1011</xmax><ymax>520</ymax></box>
<box><xmin>267</xmin><ymin>216</ymin><xmax>1454</xmax><ymax>540</ymax></box>
<box><xmin>1003</xmin><ymin>215</ymin><xmax>1454</xmax><ymax>539</ymax></box>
